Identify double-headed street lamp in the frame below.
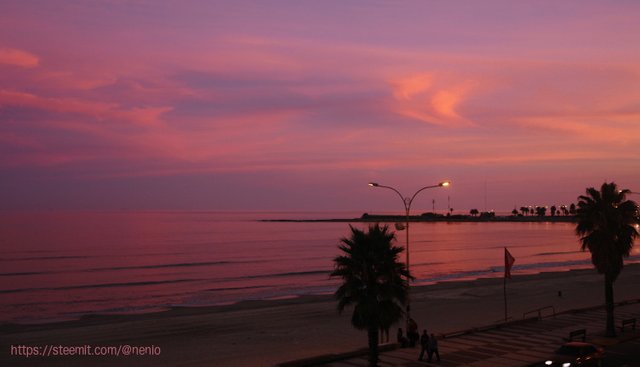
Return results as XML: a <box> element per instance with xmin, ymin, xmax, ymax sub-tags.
<box><xmin>368</xmin><ymin>180</ymin><xmax>451</xmax><ymax>328</ymax></box>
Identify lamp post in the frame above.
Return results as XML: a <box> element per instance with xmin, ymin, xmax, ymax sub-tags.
<box><xmin>367</xmin><ymin>180</ymin><xmax>450</xmax><ymax>329</ymax></box>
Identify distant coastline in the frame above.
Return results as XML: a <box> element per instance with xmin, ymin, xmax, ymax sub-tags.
<box><xmin>260</xmin><ymin>213</ymin><xmax>577</xmax><ymax>223</ymax></box>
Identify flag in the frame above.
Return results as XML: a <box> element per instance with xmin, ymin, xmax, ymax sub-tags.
<box><xmin>504</xmin><ymin>248</ymin><xmax>515</xmax><ymax>279</ymax></box>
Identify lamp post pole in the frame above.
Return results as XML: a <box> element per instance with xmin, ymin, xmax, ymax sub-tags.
<box><xmin>368</xmin><ymin>181</ymin><xmax>450</xmax><ymax>329</ymax></box>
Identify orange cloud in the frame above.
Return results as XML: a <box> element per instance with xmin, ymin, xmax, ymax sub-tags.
<box><xmin>0</xmin><ymin>47</ymin><xmax>39</xmax><ymax>68</ymax></box>
<box><xmin>390</xmin><ymin>74</ymin><xmax>475</xmax><ymax>127</ymax></box>
<box><xmin>391</xmin><ymin>73</ymin><xmax>433</xmax><ymax>100</ymax></box>
<box><xmin>432</xmin><ymin>89</ymin><xmax>462</xmax><ymax>118</ymax></box>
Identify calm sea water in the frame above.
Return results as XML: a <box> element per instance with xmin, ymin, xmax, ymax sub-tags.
<box><xmin>1</xmin><ymin>211</ymin><xmax>638</xmax><ymax>323</ymax></box>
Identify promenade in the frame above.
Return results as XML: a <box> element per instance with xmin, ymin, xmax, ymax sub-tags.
<box><xmin>283</xmin><ymin>301</ymin><xmax>640</xmax><ymax>367</ymax></box>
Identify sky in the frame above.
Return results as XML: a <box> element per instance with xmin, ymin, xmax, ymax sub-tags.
<box><xmin>1</xmin><ymin>0</ymin><xmax>640</xmax><ymax>213</ymax></box>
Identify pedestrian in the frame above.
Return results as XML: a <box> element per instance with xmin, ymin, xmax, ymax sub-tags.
<box><xmin>418</xmin><ymin>329</ymin><xmax>429</xmax><ymax>361</ymax></box>
<box><xmin>380</xmin><ymin>326</ymin><xmax>389</xmax><ymax>344</ymax></box>
<box><xmin>407</xmin><ymin>318</ymin><xmax>419</xmax><ymax>347</ymax></box>
<box><xmin>397</xmin><ymin>328</ymin><xmax>408</xmax><ymax>348</ymax></box>
<box><xmin>428</xmin><ymin>333</ymin><xmax>440</xmax><ymax>362</ymax></box>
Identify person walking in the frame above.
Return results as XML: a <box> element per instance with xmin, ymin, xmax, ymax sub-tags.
<box><xmin>418</xmin><ymin>329</ymin><xmax>429</xmax><ymax>361</ymax></box>
<box><xmin>407</xmin><ymin>318</ymin><xmax>419</xmax><ymax>347</ymax></box>
<box><xmin>397</xmin><ymin>328</ymin><xmax>408</xmax><ymax>348</ymax></box>
<box><xmin>428</xmin><ymin>333</ymin><xmax>440</xmax><ymax>363</ymax></box>
<box><xmin>380</xmin><ymin>326</ymin><xmax>389</xmax><ymax>344</ymax></box>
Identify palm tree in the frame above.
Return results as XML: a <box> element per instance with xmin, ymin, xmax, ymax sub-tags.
<box><xmin>520</xmin><ymin>206</ymin><xmax>530</xmax><ymax>216</ymax></box>
<box><xmin>331</xmin><ymin>224</ymin><xmax>410</xmax><ymax>366</ymax></box>
<box><xmin>575</xmin><ymin>182</ymin><xmax>639</xmax><ymax>336</ymax></box>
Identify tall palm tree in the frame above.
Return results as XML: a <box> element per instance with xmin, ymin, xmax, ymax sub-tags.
<box><xmin>331</xmin><ymin>224</ymin><xmax>410</xmax><ymax>367</ymax></box>
<box><xmin>575</xmin><ymin>182</ymin><xmax>639</xmax><ymax>336</ymax></box>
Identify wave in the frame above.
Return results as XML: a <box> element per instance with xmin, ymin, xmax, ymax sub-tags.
<box><xmin>205</xmin><ymin>285</ymin><xmax>270</xmax><ymax>292</ymax></box>
<box><xmin>535</xmin><ymin>250</ymin><xmax>583</xmax><ymax>256</ymax></box>
<box><xmin>417</xmin><ymin>269</ymin><xmax>494</xmax><ymax>283</ymax></box>
<box><xmin>8</xmin><ymin>290</ymin><xmax>196</xmax><ymax>308</ymax></box>
<box><xmin>0</xmin><ymin>260</ymin><xmax>238</xmax><ymax>277</ymax></box>
<box><xmin>205</xmin><ymin>269</ymin><xmax>331</xmax><ymax>284</ymax></box>
<box><xmin>486</xmin><ymin>244</ymin><xmax>542</xmax><ymax>250</ymax></box>
<box><xmin>0</xmin><ymin>278</ymin><xmax>203</xmax><ymax>294</ymax></box>
<box><xmin>511</xmin><ymin>254</ymin><xmax>640</xmax><ymax>272</ymax></box>
<box><xmin>88</xmin><ymin>261</ymin><xmax>231</xmax><ymax>272</ymax></box>
<box><xmin>0</xmin><ymin>271</ymin><xmax>48</xmax><ymax>276</ymax></box>
<box><xmin>487</xmin><ymin>258</ymin><xmax>592</xmax><ymax>274</ymax></box>
<box><xmin>244</xmin><ymin>269</ymin><xmax>330</xmax><ymax>279</ymax></box>
<box><xmin>0</xmin><ymin>255</ymin><xmax>91</xmax><ymax>262</ymax></box>
<box><xmin>412</xmin><ymin>261</ymin><xmax>445</xmax><ymax>267</ymax></box>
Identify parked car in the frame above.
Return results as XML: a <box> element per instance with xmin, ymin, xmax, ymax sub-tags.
<box><xmin>529</xmin><ymin>342</ymin><xmax>604</xmax><ymax>366</ymax></box>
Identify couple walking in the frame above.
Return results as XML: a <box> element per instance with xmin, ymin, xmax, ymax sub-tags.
<box><xmin>418</xmin><ymin>330</ymin><xmax>440</xmax><ymax>363</ymax></box>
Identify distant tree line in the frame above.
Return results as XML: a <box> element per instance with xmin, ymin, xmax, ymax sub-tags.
<box><xmin>468</xmin><ymin>203</ymin><xmax>578</xmax><ymax>217</ymax></box>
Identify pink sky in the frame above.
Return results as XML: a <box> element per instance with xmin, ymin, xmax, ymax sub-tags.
<box><xmin>1</xmin><ymin>1</ymin><xmax>640</xmax><ymax>212</ymax></box>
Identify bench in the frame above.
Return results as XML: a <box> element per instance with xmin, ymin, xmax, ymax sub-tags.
<box><xmin>568</xmin><ymin>328</ymin><xmax>586</xmax><ymax>342</ymax></box>
<box><xmin>620</xmin><ymin>318</ymin><xmax>636</xmax><ymax>332</ymax></box>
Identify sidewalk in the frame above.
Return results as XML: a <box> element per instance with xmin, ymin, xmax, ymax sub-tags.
<box><xmin>282</xmin><ymin>302</ymin><xmax>640</xmax><ymax>367</ymax></box>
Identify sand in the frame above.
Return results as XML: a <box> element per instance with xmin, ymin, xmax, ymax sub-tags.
<box><xmin>2</xmin><ymin>264</ymin><xmax>640</xmax><ymax>367</ymax></box>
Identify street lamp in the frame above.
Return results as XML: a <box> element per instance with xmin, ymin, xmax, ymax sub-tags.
<box><xmin>367</xmin><ymin>180</ymin><xmax>450</xmax><ymax>328</ymax></box>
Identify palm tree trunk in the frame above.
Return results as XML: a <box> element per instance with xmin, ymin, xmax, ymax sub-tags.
<box><xmin>605</xmin><ymin>272</ymin><xmax>616</xmax><ymax>337</ymax></box>
<box><xmin>367</xmin><ymin>326</ymin><xmax>379</xmax><ymax>367</ymax></box>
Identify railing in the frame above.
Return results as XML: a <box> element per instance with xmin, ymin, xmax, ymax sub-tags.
<box><xmin>523</xmin><ymin>305</ymin><xmax>555</xmax><ymax>320</ymax></box>
<box><xmin>492</xmin><ymin>316</ymin><xmax>513</xmax><ymax>324</ymax></box>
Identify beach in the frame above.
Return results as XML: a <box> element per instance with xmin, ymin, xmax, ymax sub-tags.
<box><xmin>2</xmin><ymin>263</ymin><xmax>640</xmax><ymax>367</ymax></box>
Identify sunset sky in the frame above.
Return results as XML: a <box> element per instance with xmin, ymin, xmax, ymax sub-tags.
<box><xmin>2</xmin><ymin>1</ymin><xmax>640</xmax><ymax>212</ymax></box>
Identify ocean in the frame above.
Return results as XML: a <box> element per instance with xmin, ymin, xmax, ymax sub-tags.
<box><xmin>1</xmin><ymin>211</ymin><xmax>638</xmax><ymax>324</ymax></box>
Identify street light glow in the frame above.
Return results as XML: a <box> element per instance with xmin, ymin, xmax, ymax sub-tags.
<box><xmin>366</xmin><ymin>179</ymin><xmax>452</xmax><ymax>329</ymax></box>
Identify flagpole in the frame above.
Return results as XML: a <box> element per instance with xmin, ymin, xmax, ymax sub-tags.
<box><xmin>504</xmin><ymin>274</ymin><xmax>507</xmax><ymax>322</ymax></box>
<box><xmin>503</xmin><ymin>247</ymin><xmax>515</xmax><ymax>323</ymax></box>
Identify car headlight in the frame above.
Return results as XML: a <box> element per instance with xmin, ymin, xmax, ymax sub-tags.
<box><xmin>545</xmin><ymin>361</ymin><xmax>553</xmax><ymax>366</ymax></box>
<box><xmin>562</xmin><ymin>363</ymin><xmax>571</xmax><ymax>367</ymax></box>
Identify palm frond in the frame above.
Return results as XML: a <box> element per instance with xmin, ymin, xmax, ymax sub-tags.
<box><xmin>331</xmin><ymin>223</ymin><xmax>409</xmax><ymax>332</ymax></box>
<box><xmin>575</xmin><ymin>182</ymin><xmax>639</xmax><ymax>278</ymax></box>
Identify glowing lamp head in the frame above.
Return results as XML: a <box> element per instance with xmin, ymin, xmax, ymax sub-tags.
<box><xmin>368</xmin><ymin>182</ymin><xmax>379</xmax><ymax>187</ymax></box>
<box><xmin>439</xmin><ymin>181</ymin><xmax>451</xmax><ymax>187</ymax></box>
